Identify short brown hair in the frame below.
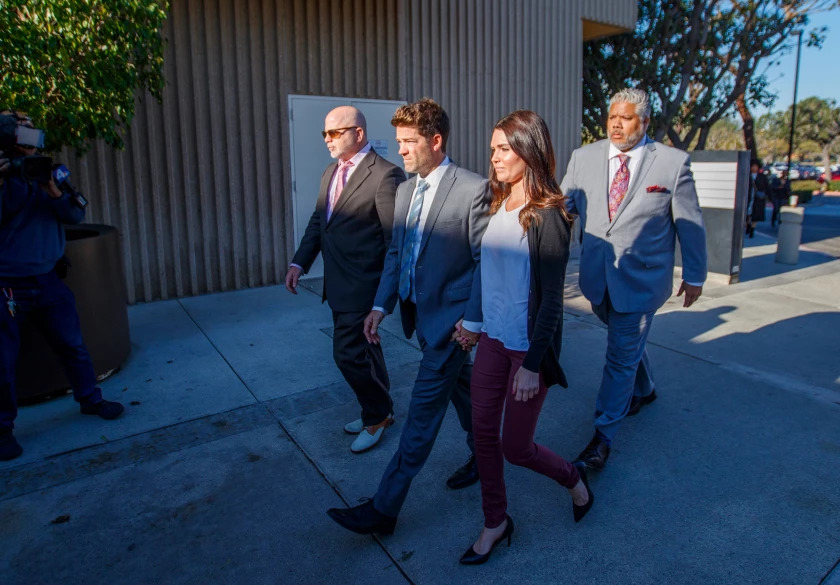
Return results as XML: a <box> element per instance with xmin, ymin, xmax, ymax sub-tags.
<box><xmin>391</xmin><ymin>98</ymin><xmax>450</xmax><ymax>151</ymax></box>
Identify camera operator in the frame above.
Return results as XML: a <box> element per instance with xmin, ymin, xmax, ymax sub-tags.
<box><xmin>0</xmin><ymin>110</ymin><xmax>124</xmax><ymax>462</ymax></box>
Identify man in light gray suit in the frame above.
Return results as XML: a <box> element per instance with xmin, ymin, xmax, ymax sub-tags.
<box><xmin>327</xmin><ymin>98</ymin><xmax>491</xmax><ymax>535</ymax></box>
<box><xmin>560</xmin><ymin>88</ymin><xmax>707</xmax><ymax>472</ymax></box>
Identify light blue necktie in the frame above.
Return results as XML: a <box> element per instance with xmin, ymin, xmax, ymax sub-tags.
<box><xmin>398</xmin><ymin>179</ymin><xmax>429</xmax><ymax>301</ymax></box>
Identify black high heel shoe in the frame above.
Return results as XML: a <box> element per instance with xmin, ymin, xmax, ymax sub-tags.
<box><xmin>459</xmin><ymin>515</ymin><xmax>515</xmax><ymax>565</ymax></box>
<box><xmin>573</xmin><ymin>465</ymin><xmax>595</xmax><ymax>523</ymax></box>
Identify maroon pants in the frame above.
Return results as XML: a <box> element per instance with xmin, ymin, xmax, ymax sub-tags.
<box><xmin>471</xmin><ymin>333</ymin><xmax>579</xmax><ymax>528</ymax></box>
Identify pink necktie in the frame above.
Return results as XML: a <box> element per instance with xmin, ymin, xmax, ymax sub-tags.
<box><xmin>608</xmin><ymin>154</ymin><xmax>630</xmax><ymax>221</ymax></box>
<box><xmin>328</xmin><ymin>160</ymin><xmax>353</xmax><ymax>219</ymax></box>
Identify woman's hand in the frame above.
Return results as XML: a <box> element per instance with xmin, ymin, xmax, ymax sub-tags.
<box><xmin>512</xmin><ymin>366</ymin><xmax>540</xmax><ymax>402</ymax></box>
<box><xmin>451</xmin><ymin>318</ymin><xmax>480</xmax><ymax>352</ymax></box>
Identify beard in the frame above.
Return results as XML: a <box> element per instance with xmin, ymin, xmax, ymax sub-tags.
<box><xmin>612</xmin><ymin>126</ymin><xmax>646</xmax><ymax>151</ymax></box>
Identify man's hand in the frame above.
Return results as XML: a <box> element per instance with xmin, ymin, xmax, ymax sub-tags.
<box><xmin>676</xmin><ymin>281</ymin><xmax>703</xmax><ymax>308</ymax></box>
<box><xmin>451</xmin><ymin>318</ymin><xmax>480</xmax><ymax>351</ymax></box>
<box><xmin>512</xmin><ymin>366</ymin><xmax>540</xmax><ymax>402</ymax></box>
<box><xmin>364</xmin><ymin>310</ymin><xmax>385</xmax><ymax>344</ymax></box>
<box><xmin>38</xmin><ymin>177</ymin><xmax>62</xmax><ymax>199</ymax></box>
<box><xmin>284</xmin><ymin>265</ymin><xmax>302</xmax><ymax>294</ymax></box>
<box><xmin>450</xmin><ymin>319</ymin><xmax>461</xmax><ymax>343</ymax></box>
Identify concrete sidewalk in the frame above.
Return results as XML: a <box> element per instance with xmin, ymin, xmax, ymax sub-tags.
<box><xmin>2</xmin><ymin>229</ymin><xmax>839</xmax><ymax>584</ymax></box>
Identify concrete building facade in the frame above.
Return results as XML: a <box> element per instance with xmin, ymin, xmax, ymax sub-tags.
<box><xmin>67</xmin><ymin>0</ymin><xmax>637</xmax><ymax>303</ymax></box>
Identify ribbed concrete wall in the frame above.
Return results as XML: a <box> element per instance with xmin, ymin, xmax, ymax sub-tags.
<box><xmin>581</xmin><ymin>0</ymin><xmax>638</xmax><ymax>29</ymax></box>
<box><xmin>68</xmin><ymin>0</ymin><xmax>634</xmax><ymax>303</ymax></box>
<box><xmin>67</xmin><ymin>0</ymin><xmax>402</xmax><ymax>303</ymax></box>
<box><xmin>402</xmin><ymin>0</ymin><xmax>583</xmax><ymax>177</ymax></box>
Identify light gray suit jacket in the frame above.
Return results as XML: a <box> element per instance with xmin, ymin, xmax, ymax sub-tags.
<box><xmin>560</xmin><ymin>139</ymin><xmax>707</xmax><ymax>313</ymax></box>
<box><xmin>374</xmin><ymin>163</ymin><xmax>491</xmax><ymax>368</ymax></box>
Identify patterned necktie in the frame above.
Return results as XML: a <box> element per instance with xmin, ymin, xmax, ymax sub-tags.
<box><xmin>328</xmin><ymin>159</ymin><xmax>354</xmax><ymax>219</ymax></box>
<box><xmin>608</xmin><ymin>154</ymin><xmax>630</xmax><ymax>221</ymax></box>
<box><xmin>398</xmin><ymin>179</ymin><xmax>430</xmax><ymax>301</ymax></box>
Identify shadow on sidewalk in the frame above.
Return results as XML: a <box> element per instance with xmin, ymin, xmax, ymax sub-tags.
<box><xmin>649</xmin><ymin>303</ymin><xmax>840</xmax><ymax>395</ymax></box>
<box><xmin>737</xmin><ymin>233</ymin><xmax>836</xmax><ymax>283</ymax></box>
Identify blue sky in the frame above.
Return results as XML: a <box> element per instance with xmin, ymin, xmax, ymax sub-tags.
<box><xmin>754</xmin><ymin>8</ymin><xmax>840</xmax><ymax>117</ymax></box>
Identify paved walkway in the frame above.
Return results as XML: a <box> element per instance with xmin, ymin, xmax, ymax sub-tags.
<box><xmin>2</xmin><ymin>212</ymin><xmax>839</xmax><ymax>584</ymax></box>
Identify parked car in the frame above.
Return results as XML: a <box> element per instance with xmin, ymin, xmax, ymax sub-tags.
<box><xmin>818</xmin><ymin>169</ymin><xmax>840</xmax><ymax>182</ymax></box>
<box><xmin>799</xmin><ymin>165</ymin><xmax>818</xmax><ymax>180</ymax></box>
<box><xmin>769</xmin><ymin>163</ymin><xmax>800</xmax><ymax>179</ymax></box>
<box><xmin>768</xmin><ymin>163</ymin><xmax>787</xmax><ymax>177</ymax></box>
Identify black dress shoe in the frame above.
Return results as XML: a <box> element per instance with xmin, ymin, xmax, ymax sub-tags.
<box><xmin>80</xmin><ymin>399</ymin><xmax>124</xmax><ymax>420</ymax></box>
<box><xmin>0</xmin><ymin>431</ymin><xmax>23</xmax><ymax>462</ymax></box>
<box><xmin>459</xmin><ymin>515</ymin><xmax>514</xmax><ymax>565</ymax></box>
<box><xmin>572</xmin><ymin>466</ymin><xmax>595</xmax><ymax>523</ymax></box>
<box><xmin>327</xmin><ymin>499</ymin><xmax>396</xmax><ymax>535</ymax></box>
<box><xmin>572</xmin><ymin>433</ymin><xmax>610</xmax><ymax>471</ymax></box>
<box><xmin>628</xmin><ymin>390</ymin><xmax>657</xmax><ymax>417</ymax></box>
<box><xmin>446</xmin><ymin>454</ymin><xmax>479</xmax><ymax>490</ymax></box>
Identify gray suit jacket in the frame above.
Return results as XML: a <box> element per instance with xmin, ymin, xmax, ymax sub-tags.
<box><xmin>375</xmin><ymin>163</ymin><xmax>491</xmax><ymax>368</ymax></box>
<box><xmin>560</xmin><ymin>139</ymin><xmax>707</xmax><ymax>313</ymax></box>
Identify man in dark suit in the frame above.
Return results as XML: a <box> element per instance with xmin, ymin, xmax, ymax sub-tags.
<box><xmin>747</xmin><ymin>159</ymin><xmax>770</xmax><ymax>237</ymax></box>
<box><xmin>285</xmin><ymin>106</ymin><xmax>405</xmax><ymax>454</ymax></box>
<box><xmin>560</xmin><ymin>88</ymin><xmax>707</xmax><ymax>472</ymax></box>
<box><xmin>327</xmin><ymin>98</ymin><xmax>491</xmax><ymax>535</ymax></box>
<box><xmin>769</xmin><ymin>170</ymin><xmax>791</xmax><ymax>227</ymax></box>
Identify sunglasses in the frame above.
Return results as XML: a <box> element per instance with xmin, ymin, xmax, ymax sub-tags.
<box><xmin>321</xmin><ymin>126</ymin><xmax>358</xmax><ymax>139</ymax></box>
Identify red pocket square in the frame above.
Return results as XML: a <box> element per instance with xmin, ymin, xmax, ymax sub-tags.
<box><xmin>646</xmin><ymin>185</ymin><xmax>669</xmax><ymax>193</ymax></box>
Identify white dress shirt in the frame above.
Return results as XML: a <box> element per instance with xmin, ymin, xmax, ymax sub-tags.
<box><xmin>328</xmin><ymin>143</ymin><xmax>371</xmax><ymax>207</ymax></box>
<box><xmin>373</xmin><ymin>158</ymin><xmax>451</xmax><ymax>312</ymax></box>
<box><xmin>608</xmin><ymin>135</ymin><xmax>648</xmax><ymax>185</ymax></box>
<box><xmin>374</xmin><ymin>157</ymin><xmax>482</xmax><ymax>331</ymax></box>
<box><xmin>405</xmin><ymin>157</ymin><xmax>451</xmax><ymax>303</ymax></box>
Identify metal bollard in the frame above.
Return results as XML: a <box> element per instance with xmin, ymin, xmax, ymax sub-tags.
<box><xmin>775</xmin><ymin>206</ymin><xmax>804</xmax><ymax>265</ymax></box>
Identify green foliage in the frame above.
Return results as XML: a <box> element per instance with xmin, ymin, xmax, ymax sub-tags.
<box><xmin>700</xmin><ymin>118</ymin><xmax>746</xmax><ymax>151</ymax></box>
<box><xmin>756</xmin><ymin>110</ymin><xmax>790</xmax><ymax>160</ymax></box>
<box><xmin>792</xmin><ymin>97</ymin><xmax>840</xmax><ymax>149</ymax></box>
<box><xmin>756</xmin><ymin>96</ymin><xmax>840</xmax><ymax>167</ymax></box>
<box><xmin>583</xmin><ymin>0</ymin><xmax>836</xmax><ymax>150</ymax></box>
<box><xmin>0</xmin><ymin>0</ymin><xmax>168</xmax><ymax>153</ymax></box>
<box><xmin>790</xmin><ymin>180</ymin><xmax>824</xmax><ymax>203</ymax></box>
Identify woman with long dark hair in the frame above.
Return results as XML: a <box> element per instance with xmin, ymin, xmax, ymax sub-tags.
<box><xmin>458</xmin><ymin>110</ymin><xmax>593</xmax><ymax>565</ymax></box>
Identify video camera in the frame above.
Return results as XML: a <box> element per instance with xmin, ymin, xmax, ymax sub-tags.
<box><xmin>0</xmin><ymin>112</ymin><xmax>53</xmax><ymax>183</ymax></box>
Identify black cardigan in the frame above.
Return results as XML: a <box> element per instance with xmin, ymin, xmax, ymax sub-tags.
<box><xmin>521</xmin><ymin>207</ymin><xmax>571</xmax><ymax>388</ymax></box>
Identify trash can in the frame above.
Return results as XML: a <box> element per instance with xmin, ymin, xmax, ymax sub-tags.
<box><xmin>16</xmin><ymin>224</ymin><xmax>131</xmax><ymax>401</ymax></box>
<box><xmin>776</xmin><ymin>206</ymin><xmax>804</xmax><ymax>265</ymax></box>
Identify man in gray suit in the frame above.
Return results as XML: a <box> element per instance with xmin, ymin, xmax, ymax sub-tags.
<box><xmin>327</xmin><ymin>98</ymin><xmax>491</xmax><ymax>534</ymax></box>
<box><xmin>560</xmin><ymin>88</ymin><xmax>707</xmax><ymax>471</ymax></box>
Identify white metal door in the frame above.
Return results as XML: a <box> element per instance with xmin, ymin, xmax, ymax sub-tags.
<box><xmin>288</xmin><ymin>95</ymin><xmax>406</xmax><ymax>279</ymax></box>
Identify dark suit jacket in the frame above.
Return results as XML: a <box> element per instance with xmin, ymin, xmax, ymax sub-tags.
<box><xmin>473</xmin><ymin>206</ymin><xmax>570</xmax><ymax>388</ymax></box>
<box><xmin>524</xmin><ymin>207</ymin><xmax>571</xmax><ymax>388</ymax></box>
<box><xmin>374</xmin><ymin>163</ymin><xmax>491</xmax><ymax>369</ymax></box>
<box><xmin>292</xmin><ymin>148</ymin><xmax>405</xmax><ymax>313</ymax></box>
<box><xmin>753</xmin><ymin>172</ymin><xmax>770</xmax><ymax>198</ymax></box>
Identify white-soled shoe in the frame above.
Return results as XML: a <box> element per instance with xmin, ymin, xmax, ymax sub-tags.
<box><xmin>344</xmin><ymin>418</ymin><xmax>364</xmax><ymax>434</ymax></box>
<box><xmin>350</xmin><ymin>416</ymin><xmax>394</xmax><ymax>454</ymax></box>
